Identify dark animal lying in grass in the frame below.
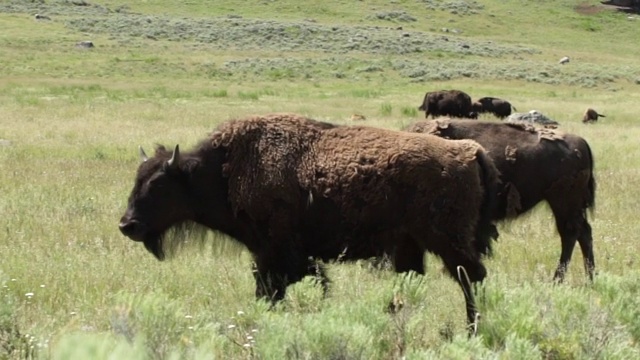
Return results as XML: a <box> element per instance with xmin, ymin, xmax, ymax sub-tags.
<box><xmin>119</xmin><ymin>113</ymin><xmax>500</xmax><ymax>329</ymax></box>
<box><xmin>472</xmin><ymin>97</ymin><xmax>517</xmax><ymax>119</ymax></box>
<box><xmin>418</xmin><ymin>89</ymin><xmax>477</xmax><ymax>119</ymax></box>
<box><xmin>404</xmin><ymin>119</ymin><xmax>596</xmax><ymax>282</ymax></box>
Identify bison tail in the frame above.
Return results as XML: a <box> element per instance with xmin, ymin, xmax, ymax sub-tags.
<box><xmin>474</xmin><ymin>147</ymin><xmax>500</xmax><ymax>257</ymax></box>
<box><xmin>598</xmin><ymin>113</ymin><xmax>606</xmax><ymax>118</ymax></box>
<box><xmin>512</xmin><ymin>105</ymin><xmax>518</xmax><ymax>112</ymax></box>
<box><xmin>585</xmin><ymin>141</ymin><xmax>596</xmax><ymax>215</ymax></box>
<box><xmin>418</xmin><ymin>104</ymin><xmax>426</xmax><ymax>111</ymax></box>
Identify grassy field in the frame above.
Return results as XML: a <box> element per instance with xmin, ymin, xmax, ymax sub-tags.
<box><xmin>1</xmin><ymin>0</ymin><xmax>640</xmax><ymax>358</ymax></box>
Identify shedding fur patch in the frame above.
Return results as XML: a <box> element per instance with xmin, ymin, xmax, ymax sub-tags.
<box><xmin>538</xmin><ymin>127</ymin><xmax>564</xmax><ymax>142</ymax></box>
<box><xmin>505</xmin><ymin>145</ymin><xmax>517</xmax><ymax>163</ymax></box>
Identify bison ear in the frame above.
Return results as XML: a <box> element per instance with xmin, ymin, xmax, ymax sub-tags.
<box><xmin>139</xmin><ymin>146</ymin><xmax>149</xmax><ymax>162</ymax></box>
<box><xmin>166</xmin><ymin>144</ymin><xmax>180</xmax><ymax>170</ymax></box>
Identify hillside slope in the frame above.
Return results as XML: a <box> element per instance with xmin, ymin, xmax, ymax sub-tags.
<box><xmin>1</xmin><ymin>0</ymin><xmax>639</xmax><ymax>88</ymax></box>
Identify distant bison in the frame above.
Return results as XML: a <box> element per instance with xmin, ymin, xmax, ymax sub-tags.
<box><xmin>418</xmin><ymin>90</ymin><xmax>476</xmax><ymax>119</ymax></box>
<box><xmin>119</xmin><ymin>113</ymin><xmax>499</xmax><ymax>329</ymax></box>
<box><xmin>472</xmin><ymin>97</ymin><xmax>516</xmax><ymax>119</ymax></box>
<box><xmin>404</xmin><ymin>119</ymin><xmax>596</xmax><ymax>282</ymax></box>
<box><xmin>582</xmin><ymin>108</ymin><xmax>605</xmax><ymax>124</ymax></box>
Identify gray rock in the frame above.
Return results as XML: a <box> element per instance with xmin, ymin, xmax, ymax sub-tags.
<box><xmin>507</xmin><ymin>110</ymin><xmax>559</xmax><ymax>125</ymax></box>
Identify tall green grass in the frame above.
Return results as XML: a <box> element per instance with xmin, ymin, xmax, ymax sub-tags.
<box><xmin>1</xmin><ymin>0</ymin><xmax>640</xmax><ymax>358</ymax></box>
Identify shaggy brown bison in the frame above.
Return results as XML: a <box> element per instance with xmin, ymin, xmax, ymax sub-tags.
<box><xmin>472</xmin><ymin>97</ymin><xmax>517</xmax><ymax>119</ymax></box>
<box><xmin>418</xmin><ymin>90</ymin><xmax>476</xmax><ymax>119</ymax></box>
<box><xmin>119</xmin><ymin>113</ymin><xmax>500</xmax><ymax>329</ymax></box>
<box><xmin>582</xmin><ymin>108</ymin><xmax>605</xmax><ymax>124</ymax></box>
<box><xmin>404</xmin><ymin>119</ymin><xmax>596</xmax><ymax>282</ymax></box>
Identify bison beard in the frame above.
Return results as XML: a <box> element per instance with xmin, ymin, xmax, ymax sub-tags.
<box><xmin>119</xmin><ymin>113</ymin><xmax>499</xmax><ymax>331</ymax></box>
<box><xmin>404</xmin><ymin>119</ymin><xmax>596</xmax><ymax>282</ymax></box>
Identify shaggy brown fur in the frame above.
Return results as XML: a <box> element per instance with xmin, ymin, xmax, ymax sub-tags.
<box><xmin>120</xmin><ymin>113</ymin><xmax>500</xmax><ymax>328</ymax></box>
<box><xmin>418</xmin><ymin>90</ymin><xmax>476</xmax><ymax>119</ymax></box>
<box><xmin>471</xmin><ymin>97</ymin><xmax>516</xmax><ymax>119</ymax></box>
<box><xmin>582</xmin><ymin>108</ymin><xmax>605</xmax><ymax>123</ymax></box>
<box><xmin>404</xmin><ymin>119</ymin><xmax>596</xmax><ymax>282</ymax></box>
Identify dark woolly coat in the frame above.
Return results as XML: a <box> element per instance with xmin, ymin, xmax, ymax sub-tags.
<box><xmin>404</xmin><ymin>119</ymin><xmax>596</xmax><ymax>281</ymax></box>
<box><xmin>120</xmin><ymin>114</ymin><xmax>500</xmax><ymax>325</ymax></box>
<box><xmin>418</xmin><ymin>90</ymin><xmax>475</xmax><ymax>119</ymax></box>
<box><xmin>471</xmin><ymin>97</ymin><xmax>516</xmax><ymax>119</ymax></box>
<box><xmin>211</xmin><ymin>114</ymin><xmax>497</xmax><ymax>263</ymax></box>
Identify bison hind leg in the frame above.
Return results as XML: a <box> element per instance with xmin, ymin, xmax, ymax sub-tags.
<box><xmin>577</xmin><ymin>219</ymin><xmax>595</xmax><ymax>282</ymax></box>
<box><xmin>551</xmin><ymin>210</ymin><xmax>594</xmax><ymax>283</ymax></box>
<box><xmin>438</xmin><ymin>247</ymin><xmax>487</xmax><ymax>330</ymax></box>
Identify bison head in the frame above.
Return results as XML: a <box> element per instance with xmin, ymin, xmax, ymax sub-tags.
<box><xmin>119</xmin><ymin>145</ymin><xmax>196</xmax><ymax>260</ymax></box>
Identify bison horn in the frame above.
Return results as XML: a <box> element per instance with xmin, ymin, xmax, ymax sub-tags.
<box><xmin>139</xmin><ymin>146</ymin><xmax>149</xmax><ymax>162</ymax></box>
<box><xmin>167</xmin><ymin>144</ymin><xmax>180</xmax><ymax>169</ymax></box>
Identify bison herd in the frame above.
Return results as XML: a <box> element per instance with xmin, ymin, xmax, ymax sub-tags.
<box><xmin>119</xmin><ymin>93</ymin><xmax>597</xmax><ymax>334</ymax></box>
<box><xmin>418</xmin><ymin>89</ymin><xmax>517</xmax><ymax>120</ymax></box>
<box><xmin>418</xmin><ymin>89</ymin><xmax>605</xmax><ymax>125</ymax></box>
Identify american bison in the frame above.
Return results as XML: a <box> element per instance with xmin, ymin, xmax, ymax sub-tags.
<box><xmin>472</xmin><ymin>97</ymin><xmax>517</xmax><ymax>119</ymax></box>
<box><xmin>404</xmin><ymin>119</ymin><xmax>596</xmax><ymax>282</ymax></box>
<box><xmin>119</xmin><ymin>113</ymin><xmax>499</xmax><ymax>329</ymax></box>
<box><xmin>418</xmin><ymin>90</ymin><xmax>476</xmax><ymax>119</ymax></box>
<box><xmin>582</xmin><ymin>108</ymin><xmax>605</xmax><ymax>124</ymax></box>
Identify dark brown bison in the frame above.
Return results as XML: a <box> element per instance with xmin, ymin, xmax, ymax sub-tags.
<box><xmin>418</xmin><ymin>90</ymin><xmax>476</xmax><ymax>119</ymax></box>
<box><xmin>119</xmin><ymin>113</ymin><xmax>499</xmax><ymax>329</ymax></box>
<box><xmin>582</xmin><ymin>108</ymin><xmax>605</xmax><ymax>124</ymax></box>
<box><xmin>404</xmin><ymin>119</ymin><xmax>596</xmax><ymax>282</ymax></box>
<box><xmin>471</xmin><ymin>97</ymin><xmax>516</xmax><ymax>119</ymax></box>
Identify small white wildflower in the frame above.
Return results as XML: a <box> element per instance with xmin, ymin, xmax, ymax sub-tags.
<box><xmin>11</xmin><ymin>279</ymin><xmax>16</xmax><ymax>282</ymax></box>
<box><xmin>184</xmin><ymin>315</ymin><xmax>193</xmax><ymax>319</ymax></box>
<box><xmin>243</xmin><ymin>343</ymin><xmax>251</xmax><ymax>348</ymax></box>
<box><xmin>246</xmin><ymin>335</ymin><xmax>253</xmax><ymax>340</ymax></box>
<box><xmin>70</xmin><ymin>312</ymin><xmax>77</xmax><ymax>316</ymax></box>
<box><xmin>40</xmin><ymin>284</ymin><xmax>45</xmax><ymax>288</ymax></box>
<box><xmin>227</xmin><ymin>324</ymin><xmax>236</xmax><ymax>329</ymax></box>
<box><xmin>251</xmin><ymin>329</ymin><xmax>258</xmax><ymax>333</ymax></box>
<box><xmin>236</xmin><ymin>310</ymin><xmax>245</xmax><ymax>316</ymax></box>
<box><xmin>188</xmin><ymin>326</ymin><xmax>194</xmax><ymax>330</ymax></box>
<box><xmin>25</xmin><ymin>292</ymin><xmax>34</xmax><ymax>298</ymax></box>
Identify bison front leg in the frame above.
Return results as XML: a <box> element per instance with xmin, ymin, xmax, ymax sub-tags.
<box><xmin>252</xmin><ymin>249</ymin><xmax>310</xmax><ymax>303</ymax></box>
<box><xmin>253</xmin><ymin>263</ymin><xmax>289</xmax><ymax>302</ymax></box>
<box><xmin>391</xmin><ymin>238</ymin><xmax>425</xmax><ymax>275</ymax></box>
<box><xmin>253</xmin><ymin>257</ymin><xmax>329</xmax><ymax>302</ymax></box>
